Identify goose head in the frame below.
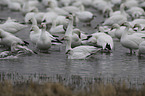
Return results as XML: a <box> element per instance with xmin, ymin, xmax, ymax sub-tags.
<box><xmin>73</xmin><ymin>29</ymin><xmax>81</xmax><ymax>38</ymax></box>
<box><xmin>30</xmin><ymin>25</ymin><xmax>39</xmax><ymax>32</ymax></box>
<box><xmin>66</xmin><ymin>15</ymin><xmax>73</xmax><ymax>20</ymax></box>
<box><xmin>132</xmin><ymin>23</ymin><xmax>141</xmax><ymax>32</ymax></box>
<box><xmin>141</xmin><ymin>27</ymin><xmax>145</xmax><ymax>31</ymax></box>
<box><xmin>111</xmin><ymin>24</ymin><xmax>120</xmax><ymax>30</ymax></box>
<box><xmin>120</xmin><ymin>21</ymin><xmax>132</xmax><ymax>28</ymax></box>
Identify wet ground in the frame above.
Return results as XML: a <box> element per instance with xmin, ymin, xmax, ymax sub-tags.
<box><xmin>0</xmin><ymin>5</ymin><xmax>145</xmax><ymax>87</ymax></box>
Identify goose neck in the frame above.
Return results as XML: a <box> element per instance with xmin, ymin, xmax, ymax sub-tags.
<box><xmin>66</xmin><ymin>37</ymin><xmax>72</xmax><ymax>53</ymax></box>
<box><xmin>122</xmin><ymin>25</ymin><xmax>130</xmax><ymax>38</ymax></box>
<box><xmin>137</xmin><ymin>25</ymin><xmax>141</xmax><ymax>32</ymax></box>
<box><xmin>65</xmin><ymin>17</ymin><xmax>74</xmax><ymax>36</ymax></box>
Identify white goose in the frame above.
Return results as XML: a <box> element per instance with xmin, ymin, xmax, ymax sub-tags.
<box><xmin>92</xmin><ymin>27</ymin><xmax>114</xmax><ymax>50</ymax></box>
<box><xmin>64</xmin><ymin>36</ymin><xmax>98</xmax><ymax>59</ymax></box>
<box><xmin>111</xmin><ymin>24</ymin><xmax>134</xmax><ymax>40</ymax></box>
<box><xmin>127</xmin><ymin>7</ymin><xmax>145</xmax><ymax>19</ymax></box>
<box><xmin>0</xmin><ymin>29</ymin><xmax>27</xmax><ymax>47</ymax></box>
<box><xmin>0</xmin><ymin>17</ymin><xmax>27</xmax><ymax>34</ymax></box>
<box><xmin>6</xmin><ymin>0</ymin><xmax>21</xmax><ymax>11</ymax></box>
<box><xmin>103</xmin><ymin>14</ymin><xmax>127</xmax><ymax>26</ymax></box>
<box><xmin>21</xmin><ymin>0</ymin><xmax>38</xmax><ymax>15</ymax></box>
<box><xmin>110</xmin><ymin>4</ymin><xmax>129</xmax><ymax>18</ymax></box>
<box><xmin>36</xmin><ymin>23</ymin><xmax>51</xmax><ymax>50</ymax></box>
<box><xmin>42</xmin><ymin>12</ymin><xmax>58</xmax><ymax>24</ymax></box>
<box><xmin>46</xmin><ymin>1</ymin><xmax>69</xmax><ymax>16</ymax></box>
<box><xmin>65</xmin><ymin>15</ymin><xmax>81</xmax><ymax>48</ymax></box>
<box><xmin>138</xmin><ymin>41</ymin><xmax>145</xmax><ymax>56</ymax></box>
<box><xmin>74</xmin><ymin>4</ymin><xmax>94</xmax><ymax>23</ymax></box>
<box><xmin>30</xmin><ymin>25</ymin><xmax>41</xmax><ymax>44</ymax></box>
<box><xmin>25</xmin><ymin>11</ymin><xmax>45</xmax><ymax>24</ymax></box>
<box><xmin>49</xmin><ymin>20</ymin><xmax>65</xmax><ymax>34</ymax></box>
<box><xmin>120</xmin><ymin>22</ymin><xmax>145</xmax><ymax>54</ymax></box>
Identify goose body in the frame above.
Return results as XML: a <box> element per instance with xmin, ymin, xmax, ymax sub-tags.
<box><xmin>25</xmin><ymin>12</ymin><xmax>45</xmax><ymax>23</ymax></box>
<box><xmin>92</xmin><ymin>32</ymin><xmax>114</xmax><ymax>50</ymax></box>
<box><xmin>127</xmin><ymin>7</ymin><xmax>145</xmax><ymax>19</ymax></box>
<box><xmin>138</xmin><ymin>41</ymin><xmax>145</xmax><ymax>56</ymax></box>
<box><xmin>36</xmin><ymin>24</ymin><xmax>51</xmax><ymax>50</ymax></box>
<box><xmin>65</xmin><ymin>15</ymin><xmax>81</xmax><ymax>48</ymax></box>
<box><xmin>65</xmin><ymin>36</ymin><xmax>98</xmax><ymax>59</ymax></box>
<box><xmin>21</xmin><ymin>0</ymin><xmax>38</xmax><ymax>15</ymax></box>
<box><xmin>6</xmin><ymin>0</ymin><xmax>21</xmax><ymax>11</ymax></box>
<box><xmin>0</xmin><ymin>19</ymin><xmax>27</xmax><ymax>34</ymax></box>
<box><xmin>75</xmin><ymin>11</ymin><xmax>94</xmax><ymax>22</ymax></box>
<box><xmin>0</xmin><ymin>29</ymin><xmax>25</xmax><ymax>47</ymax></box>
<box><xmin>42</xmin><ymin>12</ymin><xmax>58</xmax><ymax>24</ymax></box>
<box><xmin>49</xmin><ymin>20</ymin><xmax>65</xmax><ymax>34</ymax></box>
<box><xmin>103</xmin><ymin>15</ymin><xmax>127</xmax><ymax>26</ymax></box>
<box><xmin>120</xmin><ymin>22</ymin><xmax>145</xmax><ymax>53</ymax></box>
<box><xmin>30</xmin><ymin>25</ymin><xmax>41</xmax><ymax>44</ymax></box>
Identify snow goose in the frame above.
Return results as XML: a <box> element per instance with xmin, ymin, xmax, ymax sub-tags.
<box><xmin>126</xmin><ymin>7</ymin><xmax>145</xmax><ymax>19</ymax></box>
<box><xmin>6</xmin><ymin>0</ymin><xmax>21</xmax><ymax>11</ymax></box>
<box><xmin>62</xmin><ymin>6</ymin><xmax>80</xmax><ymax>14</ymax></box>
<box><xmin>21</xmin><ymin>0</ymin><xmax>38</xmax><ymax>15</ymax></box>
<box><xmin>42</xmin><ymin>0</ymin><xmax>58</xmax><ymax>7</ymax></box>
<box><xmin>59</xmin><ymin>0</ymin><xmax>72</xmax><ymax>7</ymax></box>
<box><xmin>92</xmin><ymin>27</ymin><xmax>114</xmax><ymax>50</ymax></box>
<box><xmin>25</xmin><ymin>11</ymin><xmax>45</xmax><ymax>24</ymax></box>
<box><xmin>110</xmin><ymin>4</ymin><xmax>129</xmax><ymax>18</ymax></box>
<box><xmin>74</xmin><ymin>4</ymin><xmax>94</xmax><ymax>24</ymax></box>
<box><xmin>111</xmin><ymin>24</ymin><xmax>134</xmax><ymax>40</ymax></box>
<box><xmin>11</xmin><ymin>42</ymin><xmax>35</xmax><ymax>55</ymax></box>
<box><xmin>138</xmin><ymin>41</ymin><xmax>145</xmax><ymax>56</ymax></box>
<box><xmin>102</xmin><ymin>14</ymin><xmax>127</xmax><ymax>26</ymax></box>
<box><xmin>0</xmin><ymin>18</ymin><xmax>27</xmax><ymax>34</ymax></box>
<box><xmin>30</xmin><ymin>25</ymin><xmax>41</xmax><ymax>44</ymax></box>
<box><xmin>36</xmin><ymin>23</ymin><xmax>51</xmax><ymax>50</ymax></box>
<box><xmin>46</xmin><ymin>1</ymin><xmax>69</xmax><ymax>16</ymax></box>
<box><xmin>65</xmin><ymin>15</ymin><xmax>81</xmax><ymax>48</ymax></box>
<box><xmin>92</xmin><ymin>0</ymin><xmax>113</xmax><ymax>12</ymax></box>
<box><xmin>64</xmin><ymin>36</ymin><xmax>98</xmax><ymax>59</ymax></box>
<box><xmin>124</xmin><ymin>0</ymin><xmax>139</xmax><ymax>8</ymax></box>
<box><xmin>49</xmin><ymin>20</ymin><xmax>65</xmax><ymax>34</ymax></box>
<box><xmin>0</xmin><ymin>29</ymin><xmax>28</xmax><ymax>47</ymax></box>
<box><xmin>120</xmin><ymin>22</ymin><xmax>145</xmax><ymax>54</ymax></box>
<box><xmin>42</xmin><ymin>12</ymin><xmax>58</xmax><ymax>25</ymax></box>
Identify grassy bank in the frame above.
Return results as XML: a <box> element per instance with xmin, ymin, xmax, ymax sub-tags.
<box><xmin>0</xmin><ymin>72</ymin><xmax>145</xmax><ymax>96</ymax></box>
<box><xmin>0</xmin><ymin>80</ymin><xmax>145</xmax><ymax>96</ymax></box>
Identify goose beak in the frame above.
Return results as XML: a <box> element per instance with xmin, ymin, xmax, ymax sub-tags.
<box><xmin>110</xmin><ymin>27</ymin><xmax>113</xmax><ymax>31</ymax></box>
<box><xmin>61</xmin><ymin>37</ymin><xmax>65</xmax><ymax>41</ymax></box>
<box><xmin>66</xmin><ymin>16</ymin><xmax>70</xmax><ymax>19</ymax></box>
<box><xmin>30</xmin><ymin>27</ymin><xmax>33</xmax><ymax>31</ymax></box>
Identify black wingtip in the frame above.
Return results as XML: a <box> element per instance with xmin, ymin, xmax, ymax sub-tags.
<box><xmin>23</xmin><ymin>41</ymin><xmax>29</xmax><ymax>46</ymax></box>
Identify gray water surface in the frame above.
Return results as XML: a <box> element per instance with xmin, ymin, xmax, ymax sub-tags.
<box><xmin>0</xmin><ymin>6</ymin><xmax>145</xmax><ymax>85</ymax></box>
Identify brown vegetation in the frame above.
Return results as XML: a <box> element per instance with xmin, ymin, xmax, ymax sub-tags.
<box><xmin>0</xmin><ymin>80</ymin><xmax>145</xmax><ymax>96</ymax></box>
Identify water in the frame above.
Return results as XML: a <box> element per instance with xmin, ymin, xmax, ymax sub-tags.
<box><xmin>0</xmin><ymin>5</ymin><xmax>145</xmax><ymax>86</ymax></box>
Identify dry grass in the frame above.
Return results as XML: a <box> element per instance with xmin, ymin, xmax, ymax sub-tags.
<box><xmin>0</xmin><ymin>80</ymin><xmax>145</xmax><ymax>96</ymax></box>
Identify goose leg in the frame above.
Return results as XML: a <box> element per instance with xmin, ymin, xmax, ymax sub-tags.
<box><xmin>130</xmin><ymin>49</ymin><xmax>132</xmax><ymax>54</ymax></box>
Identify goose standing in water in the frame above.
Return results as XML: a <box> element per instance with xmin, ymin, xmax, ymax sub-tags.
<box><xmin>0</xmin><ymin>29</ymin><xmax>28</xmax><ymax>47</ymax></box>
<box><xmin>120</xmin><ymin>22</ymin><xmax>145</xmax><ymax>54</ymax></box>
<box><xmin>65</xmin><ymin>15</ymin><xmax>81</xmax><ymax>48</ymax></box>
<box><xmin>111</xmin><ymin>24</ymin><xmax>134</xmax><ymax>40</ymax></box>
<box><xmin>64</xmin><ymin>36</ymin><xmax>99</xmax><ymax>59</ymax></box>
<box><xmin>36</xmin><ymin>23</ymin><xmax>51</xmax><ymax>51</ymax></box>
<box><xmin>86</xmin><ymin>27</ymin><xmax>114</xmax><ymax>51</ymax></box>
<box><xmin>74</xmin><ymin>3</ymin><xmax>94</xmax><ymax>25</ymax></box>
<box><xmin>138</xmin><ymin>41</ymin><xmax>145</xmax><ymax>56</ymax></box>
<box><xmin>0</xmin><ymin>17</ymin><xmax>27</xmax><ymax>34</ymax></box>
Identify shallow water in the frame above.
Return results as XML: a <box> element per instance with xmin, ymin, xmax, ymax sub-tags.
<box><xmin>0</xmin><ymin>5</ymin><xmax>145</xmax><ymax>86</ymax></box>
